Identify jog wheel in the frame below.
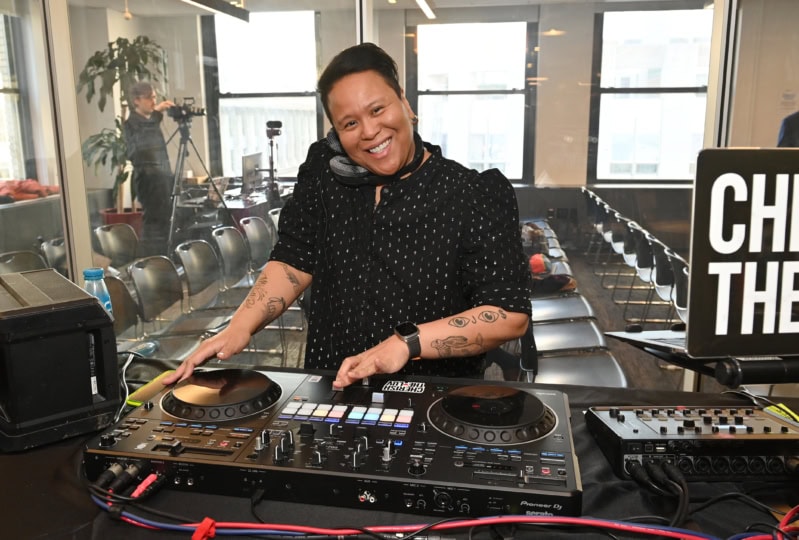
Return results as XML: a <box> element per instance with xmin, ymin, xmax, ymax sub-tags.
<box><xmin>162</xmin><ymin>369</ymin><xmax>282</xmax><ymax>421</ymax></box>
<box><xmin>428</xmin><ymin>385</ymin><xmax>557</xmax><ymax>445</ymax></box>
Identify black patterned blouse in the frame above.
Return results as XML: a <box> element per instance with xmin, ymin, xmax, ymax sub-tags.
<box><xmin>270</xmin><ymin>139</ymin><xmax>532</xmax><ymax>378</ymax></box>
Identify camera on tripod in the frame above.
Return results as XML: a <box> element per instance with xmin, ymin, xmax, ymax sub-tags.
<box><xmin>266</xmin><ymin>120</ymin><xmax>282</xmax><ymax>139</ymax></box>
<box><xmin>167</xmin><ymin>97</ymin><xmax>206</xmax><ymax>122</ymax></box>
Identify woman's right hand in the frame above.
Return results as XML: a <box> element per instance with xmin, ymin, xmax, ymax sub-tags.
<box><xmin>160</xmin><ymin>325</ymin><xmax>253</xmax><ymax>385</ymax></box>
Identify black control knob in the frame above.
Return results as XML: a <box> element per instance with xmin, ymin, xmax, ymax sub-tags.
<box><xmin>254</xmin><ymin>430</ymin><xmax>269</xmax><ymax>452</ymax></box>
<box><xmin>274</xmin><ymin>443</ymin><xmax>288</xmax><ymax>464</ymax></box>
<box><xmin>99</xmin><ymin>434</ymin><xmax>116</xmax><ymax>448</ymax></box>
<box><xmin>281</xmin><ymin>430</ymin><xmax>295</xmax><ymax>449</ymax></box>
<box><xmin>381</xmin><ymin>439</ymin><xmax>394</xmax><ymax>463</ymax></box>
<box><xmin>329</xmin><ymin>423</ymin><xmax>343</xmax><ymax>438</ymax></box>
<box><xmin>299</xmin><ymin>422</ymin><xmax>315</xmax><ymax>438</ymax></box>
<box><xmin>351</xmin><ymin>449</ymin><xmax>364</xmax><ymax>470</ymax></box>
<box><xmin>311</xmin><ymin>449</ymin><xmax>325</xmax><ymax>466</ymax></box>
<box><xmin>408</xmin><ymin>457</ymin><xmax>427</xmax><ymax>476</ymax></box>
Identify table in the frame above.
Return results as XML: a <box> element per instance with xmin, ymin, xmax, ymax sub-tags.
<box><xmin>2</xmin><ymin>378</ymin><xmax>796</xmax><ymax>539</ymax></box>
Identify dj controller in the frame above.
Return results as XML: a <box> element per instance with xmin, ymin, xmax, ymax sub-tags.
<box><xmin>83</xmin><ymin>369</ymin><xmax>582</xmax><ymax>517</ymax></box>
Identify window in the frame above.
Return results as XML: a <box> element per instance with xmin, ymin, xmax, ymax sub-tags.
<box><xmin>413</xmin><ymin>22</ymin><xmax>529</xmax><ymax>180</ymax></box>
<box><xmin>213</xmin><ymin>11</ymin><xmax>318</xmax><ymax>178</ymax></box>
<box><xmin>0</xmin><ymin>15</ymin><xmax>26</xmax><ymax>179</ymax></box>
<box><xmin>589</xmin><ymin>9</ymin><xmax>713</xmax><ymax>183</ymax></box>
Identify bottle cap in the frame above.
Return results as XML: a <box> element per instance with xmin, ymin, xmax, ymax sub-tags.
<box><xmin>83</xmin><ymin>267</ymin><xmax>104</xmax><ymax>280</ymax></box>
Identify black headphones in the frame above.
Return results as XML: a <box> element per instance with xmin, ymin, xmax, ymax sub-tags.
<box><xmin>326</xmin><ymin>130</ymin><xmax>425</xmax><ymax>187</ymax></box>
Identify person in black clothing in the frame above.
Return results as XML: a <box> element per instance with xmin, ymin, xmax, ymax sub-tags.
<box><xmin>777</xmin><ymin>110</ymin><xmax>799</xmax><ymax>147</ymax></box>
<box><xmin>163</xmin><ymin>43</ymin><xmax>532</xmax><ymax>388</ymax></box>
<box><xmin>123</xmin><ymin>81</ymin><xmax>174</xmax><ymax>255</ymax></box>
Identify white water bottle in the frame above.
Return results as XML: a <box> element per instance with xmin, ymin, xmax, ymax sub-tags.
<box><xmin>83</xmin><ymin>267</ymin><xmax>113</xmax><ymax>315</ymax></box>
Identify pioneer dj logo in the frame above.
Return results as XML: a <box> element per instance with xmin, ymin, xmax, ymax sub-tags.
<box><xmin>381</xmin><ymin>381</ymin><xmax>426</xmax><ymax>394</ymax></box>
<box><xmin>520</xmin><ymin>500</ymin><xmax>561</xmax><ymax>516</ymax></box>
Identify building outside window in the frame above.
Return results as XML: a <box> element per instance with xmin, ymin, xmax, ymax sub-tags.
<box><xmin>414</xmin><ymin>22</ymin><xmax>528</xmax><ymax>180</ymax></box>
<box><xmin>214</xmin><ymin>11</ymin><xmax>318</xmax><ymax>179</ymax></box>
<box><xmin>590</xmin><ymin>9</ymin><xmax>714</xmax><ymax>183</ymax></box>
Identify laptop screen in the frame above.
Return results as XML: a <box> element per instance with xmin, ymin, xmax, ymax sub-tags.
<box><xmin>687</xmin><ymin>148</ymin><xmax>799</xmax><ymax>357</ymax></box>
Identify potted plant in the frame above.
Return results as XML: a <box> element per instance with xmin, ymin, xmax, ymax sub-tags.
<box><xmin>76</xmin><ymin>35</ymin><xmax>168</xmax><ymax>235</ymax></box>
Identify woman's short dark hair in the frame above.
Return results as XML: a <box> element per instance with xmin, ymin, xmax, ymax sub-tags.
<box><xmin>317</xmin><ymin>43</ymin><xmax>402</xmax><ymax>121</ymax></box>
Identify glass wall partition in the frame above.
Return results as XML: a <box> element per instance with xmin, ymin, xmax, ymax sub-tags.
<box><xmin>0</xmin><ymin>1</ymin><xmax>66</xmax><ymax>277</ymax></box>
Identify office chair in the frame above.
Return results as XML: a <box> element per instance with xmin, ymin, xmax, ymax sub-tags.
<box><xmin>649</xmin><ymin>235</ymin><xmax>678</xmax><ymax>325</ymax></box>
<box><xmin>39</xmin><ymin>237</ymin><xmax>67</xmax><ymax>276</ymax></box>
<box><xmin>94</xmin><ymin>223</ymin><xmax>139</xmax><ymax>272</ymax></box>
<box><xmin>210</xmin><ymin>226</ymin><xmax>252</xmax><ymax>289</ymax></box>
<box><xmin>105</xmin><ymin>274</ymin><xmax>203</xmax><ymax>363</ymax></box>
<box><xmin>239</xmin><ymin>215</ymin><xmax>278</xmax><ymax>274</ymax></box>
<box><xmin>128</xmin><ymin>255</ymin><xmax>231</xmax><ymax>337</ymax></box>
<box><xmin>0</xmin><ymin>250</ymin><xmax>48</xmax><ymax>273</ymax></box>
<box><xmin>174</xmin><ymin>239</ymin><xmax>249</xmax><ymax>311</ymax></box>
<box><xmin>668</xmin><ymin>249</ymin><xmax>690</xmax><ymax>324</ymax></box>
<box><xmin>486</xmin><ymin>317</ymin><xmax>627</xmax><ymax>387</ymax></box>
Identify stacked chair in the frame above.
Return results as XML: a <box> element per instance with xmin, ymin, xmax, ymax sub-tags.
<box><xmin>489</xmin><ymin>215</ymin><xmax>628</xmax><ymax>388</ymax></box>
<box><xmin>581</xmin><ymin>188</ymin><xmax>686</xmax><ymax>330</ymax></box>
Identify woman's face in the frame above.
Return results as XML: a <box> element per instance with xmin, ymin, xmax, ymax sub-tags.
<box><xmin>326</xmin><ymin>70</ymin><xmax>416</xmax><ymax>177</ymax></box>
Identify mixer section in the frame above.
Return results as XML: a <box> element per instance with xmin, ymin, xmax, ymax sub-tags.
<box><xmin>83</xmin><ymin>370</ymin><xmax>582</xmax><ymax>518</ymax></box>
<box><xmin>585</xmin><ymin>405</ymin><xmax>799</xmax><ymax>482</ymax></box>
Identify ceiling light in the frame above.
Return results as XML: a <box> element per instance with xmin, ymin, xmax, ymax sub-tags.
<box><xmin>388</xmin><ymin>0</ymin><xmax>397</xmax><ymax>4</ymax></box>
<box><xmin>541</xmin><ymin>28</ymin><xmax>566</xmax><ymax>37</ymax></box>
<box><xmin>123</xmin><ymin>0</ymin><xmax>132</xmax><ymax>19</ymax></box>
<box><xmin>179</xmin><ymin>0</ymin><xmax>249</xmax><ymax>22</ymax></box>
<box><xmin>415</xmin><ymin>0</ymin><xmax>436</xmax><ymax>20</ymax></box>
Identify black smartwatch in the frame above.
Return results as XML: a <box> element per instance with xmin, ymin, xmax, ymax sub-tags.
<box><xmin>394</xmin><ymin>321</ymin><xmax>421</xmax><ymax>361</ymax></box>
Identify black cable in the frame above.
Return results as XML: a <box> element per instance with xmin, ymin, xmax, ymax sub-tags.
<box><xmin>689</xmin><ymin>491</ymin><xmax>784</xmax><ymax>520</ymax></box>
<box><xmin>744</xmin><ymin>522</ymin><xmax>793</xmax><ymax>538</ymax></box>
<box><xmin>626</xmin><ymin>460</ymin><xmax>670</xmax><ymax>496</ymax></box>
<box><xmin>661</xmin><ymin>462</ymin><xmax>690</xmax><ymax>528</ymax></box>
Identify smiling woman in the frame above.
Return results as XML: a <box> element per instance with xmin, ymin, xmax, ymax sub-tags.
<box><xmin>162</xmin><ymin>42</ymin><xmax>532</xmax><ymax>389</ymax></box>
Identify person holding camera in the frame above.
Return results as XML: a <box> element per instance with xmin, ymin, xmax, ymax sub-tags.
<box><xmin>123</xmin><ymin>81</ymin><xmax>175</xmax><ymax>256</ymax></box>
<box><xmin>163</xmin><ymin>43</ymin><xmax>531</xmax><ymax>388</ymax></box>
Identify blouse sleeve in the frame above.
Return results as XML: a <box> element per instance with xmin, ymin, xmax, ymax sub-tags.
<box><xmin>268</xmin><ymin>140</ymin><xmax>328</xmax><ymax>274</ymax></box>
<box><xmin>459</xmin><ymin>168</ymin><xmax>532</xmax><ymax>315</ymax></box>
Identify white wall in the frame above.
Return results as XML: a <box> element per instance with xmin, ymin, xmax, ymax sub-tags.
<box><xmin>535</xmin><ymin>3</ymin><xmax>595</xmax><ymax>187</ymax></box>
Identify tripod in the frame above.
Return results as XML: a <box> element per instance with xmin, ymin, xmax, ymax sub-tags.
<box><xmin>265</xmin><ymin>120</ymin><xmax>283</xmax><ymax>209</ymax></box>
<box><xmin>165</xmin><ymin>117</ymin><xmax>228</xmax><ymax>256</ymax></box>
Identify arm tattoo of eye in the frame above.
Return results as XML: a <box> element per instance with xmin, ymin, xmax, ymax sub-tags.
<box><xmin>448</xmin><ymin>316</ymin><xmax>475</xmax><ymax>328</ymax></box>
<box><xmin>478</xmin><ymin>308</ymin><xmax>507</xmax><ymax>324</ymax></box>
<box><xmin>431</xmin><ymin>334</ymin><xmax>484</xmax><ymax>358</ymax></box>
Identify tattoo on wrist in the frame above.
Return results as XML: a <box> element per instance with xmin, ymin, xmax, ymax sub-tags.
<box><xmin>431</xmin><ymin>334</ymin><xmax>484</xmax><ymax>358</ymax></box>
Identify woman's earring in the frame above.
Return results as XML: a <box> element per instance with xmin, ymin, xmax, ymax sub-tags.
<box><xmin>412</xmin><ymin>115</ymin><xmax>419</xmax><ymax>125</ymax></box>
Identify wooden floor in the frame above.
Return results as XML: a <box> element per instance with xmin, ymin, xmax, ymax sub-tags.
<box><xmin>565</xmin><ymin>249</ymin><xmax>687</xmax><ymax>392</ymax></box>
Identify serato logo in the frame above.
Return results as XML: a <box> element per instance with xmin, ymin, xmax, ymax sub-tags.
<box><xmin>382</xmin><ymin>381</ymin><xmax>426</xmax><ymax>394</ymax></box>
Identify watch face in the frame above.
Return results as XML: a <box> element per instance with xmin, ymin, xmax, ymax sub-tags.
<box><xmin>395</xmin><ymin>322</ymin><xmax>418</xmax><ymax>337</ymax></box>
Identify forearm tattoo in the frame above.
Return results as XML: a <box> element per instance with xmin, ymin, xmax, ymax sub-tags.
<box><xmin>448</xmin><ymin>308</ymin><xmax>507</xmax><ymax>328</ymax></box>
<box><xmin>432</xmin><ymin>334</ymin><xmax>485</xmax><ymax>358</ymax></box>
<box><xmin>245</xmin><ymin>273</ymin><xmax>288</xmax><ymax>323</ymax></box>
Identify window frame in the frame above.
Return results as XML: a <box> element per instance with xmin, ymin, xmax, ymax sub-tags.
<box><xmin>405</xmin><ymin>21</ymin><xmax>539</xmax><ymax>183</ymax></box>
<box><xmin>586</xmin><ymin>10</ymin><xmax>710</xmax><ymax>186</ymax></box>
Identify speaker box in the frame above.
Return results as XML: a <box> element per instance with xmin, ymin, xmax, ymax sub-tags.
<box><xmin>0</xmin><ymin>269</ymin><xmax>120</xmax><ymax>452</ymax></box>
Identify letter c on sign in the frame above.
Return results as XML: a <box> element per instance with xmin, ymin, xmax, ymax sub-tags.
<box><xmin>709</xmin><ymin>173</ymin><xmax>747</xmax><ymax>255</ymax></box>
